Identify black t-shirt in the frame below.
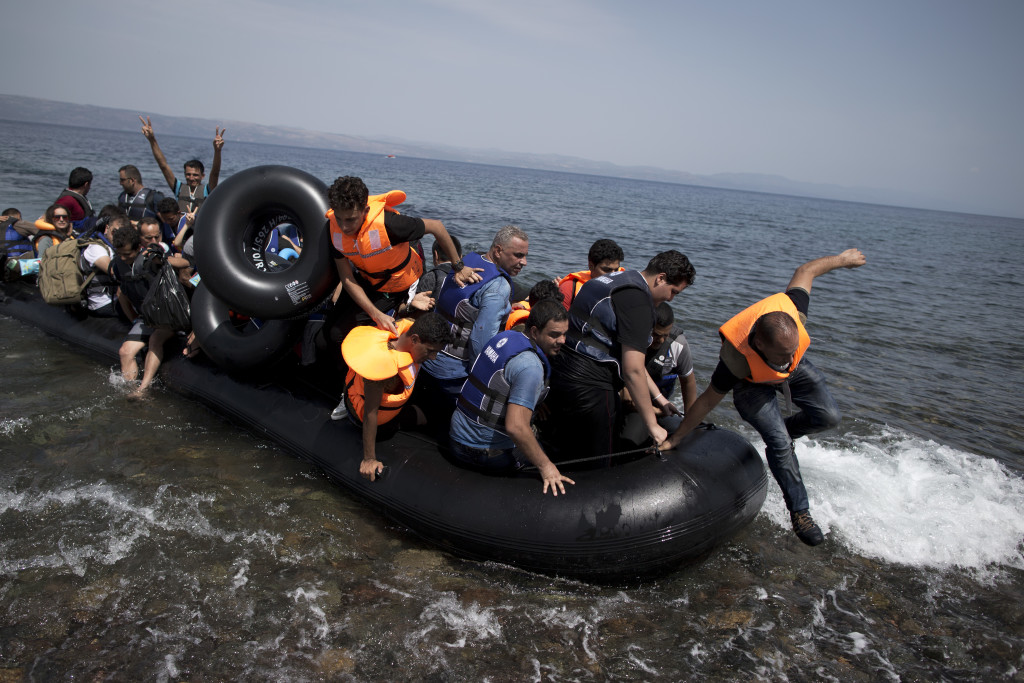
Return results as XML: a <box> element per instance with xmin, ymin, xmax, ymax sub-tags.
<box><xmin>710</xmin><ymin>288</ymin><xmax>810</xmax><ymax>393</ymax></box>
<box><xmin>329</xmin><ymin>212</ymin><xmax>426</xmax><ymax>259</ymax></box>
<box><xmin>612</xmin><ymin>286</ymin><xmax>656</xmax><ymax>354</ymax></box>
<box><xmin>554</xmin><ymin>285</ymin><xmax>655</xmax><ymax>390</ymax></box>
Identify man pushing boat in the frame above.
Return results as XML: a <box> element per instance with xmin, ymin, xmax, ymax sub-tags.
<box><xmin>659</xmin><ymin>249</ymin><xmax>867</xmax><ymax>546</ymax></box>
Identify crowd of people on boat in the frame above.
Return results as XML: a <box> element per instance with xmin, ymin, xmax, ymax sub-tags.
<box><xmin>2</xmin><ymin>118</ymin><xmax>223</xmax><ymax>397</ymax></box>
<box><xmin>0</xmin><ymin>117</ymin><xmax>866</xmax><ymax>545</ymax></box>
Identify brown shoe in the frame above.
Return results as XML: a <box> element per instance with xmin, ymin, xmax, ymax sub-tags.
<box><xmin>791</xmin><ymin>509</ymin><xmax>824</xmax><ymax>546</ymax></box>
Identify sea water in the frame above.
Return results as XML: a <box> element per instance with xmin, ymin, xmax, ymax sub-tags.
<box><xmin>1</xmin><ymin>118</ymin><xmax>1023</xmax><ymax>680</ymax></box>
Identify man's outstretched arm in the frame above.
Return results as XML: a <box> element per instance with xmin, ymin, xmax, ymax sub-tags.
<box><xmin>787</xmin><ymin>249</ymin><xmax>866</xmax><ymax>293</ymax></box>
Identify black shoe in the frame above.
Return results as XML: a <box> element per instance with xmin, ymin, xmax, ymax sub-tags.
<box><xmin>790</xmin><ymin>509</ymin><xmax>824</xmax><ymax>546</ymax></box>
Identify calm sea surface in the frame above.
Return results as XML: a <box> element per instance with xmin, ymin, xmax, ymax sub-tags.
<box><xmin>2</xmin><ymin>119</ymin><xmax>1023</xmax><ymax>681</ymax></box>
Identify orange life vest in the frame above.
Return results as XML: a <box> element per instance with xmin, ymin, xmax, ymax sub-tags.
<box><xmin>557</xmin><ymin>267</ymin><xmax>625</xmax><ymax>309</ymax></box>
<box><xmin>342</xmin><ymin>318</ymin><xmax>419</xmax><ymax>425</ymax></box>
<box><xmin>31</xmin><ymin>220</ymin><xmax>67</xmax><ymax>250</ymax></box>
<box><xmin>718</xmin><ymin>293</ymin><xmax>811</xmax><ymax>384</ymax></box>
<box><xmin>328</xmin><ymin>190</ymin><xmax>423</xmax><ymax>293</ymax></box>
<box><xmin>557</xmin><ymin>270</ymin><xmax>591</xmax><ymax>309</ymax></box>
<box><xmin>504</xmin><ymin>303</ymin><xmax>531</xmax><ymax>331</ymax></box>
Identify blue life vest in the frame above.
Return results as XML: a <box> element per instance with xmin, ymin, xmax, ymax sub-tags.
<box><xmin>456</xmin><ymin>331</ymin><xmax>550</xmax><ymax>435</ymax></box>
<box><xmin>4</xmin><ymin>219</ymin><xmax>34</xmax><ymax>257</ymax></box>
<box><xmin>434</xmin><ymin>252</ymin><xmax>513</xmax><ymax>361</ymax></box>
<box><xmin>566</xmin><ymin>269</ymin><xmax>653</xmax><ymax>372</ymax></box>
<box><xmin>266</xmin><ymin>228</ymin><xmax>281</xmax><ymax>255</ymax></box>
<box><xmin>265</xmin><ymin>223</ymin><xmax>299</xmax><ymax>255</ymax></box>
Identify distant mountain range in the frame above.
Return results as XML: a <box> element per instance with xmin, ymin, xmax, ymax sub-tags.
<box><xmin>0</xmin><ymin>93</ymin><xmax>919</xmax><ymax>209</ymax></box>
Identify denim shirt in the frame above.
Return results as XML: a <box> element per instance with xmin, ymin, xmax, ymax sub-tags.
<box><xmin>423</xmin><ymin>276</ymin><xmax>512</xmax><ymax>380</ymax></box>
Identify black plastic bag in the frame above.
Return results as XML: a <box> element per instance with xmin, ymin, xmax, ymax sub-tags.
<box><xmin>141</xmin><ymin>262</ymin><xmax>192</xmax><ymax>331</ymax></box>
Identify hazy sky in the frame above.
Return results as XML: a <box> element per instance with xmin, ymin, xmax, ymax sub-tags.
<box><xmin>3</xmin><ymin>0</ymin><xmax>1022</xmax><ymax>217</ymax></box>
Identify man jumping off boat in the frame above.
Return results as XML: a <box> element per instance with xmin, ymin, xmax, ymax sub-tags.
<box><xmin>659</xmin><ymin>248</ymin><xmax>867</xmax><ymax>546</ymax></box>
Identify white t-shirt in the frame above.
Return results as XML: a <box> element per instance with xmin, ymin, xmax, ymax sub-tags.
<box><xmin>80</xmin><ymin>242</ymin><xmax>114</xmax><ymax>310</ymax></box>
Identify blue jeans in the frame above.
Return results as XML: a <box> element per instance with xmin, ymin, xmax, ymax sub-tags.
<box><xmin>450</xmin><ymin>441</ymin><xmax>520</xmax><ymax>470</ymax></box>
<box><xmin>732</xmin><ymin>359</ymin><xmax>841</xmax><ymax>513</ymax></box>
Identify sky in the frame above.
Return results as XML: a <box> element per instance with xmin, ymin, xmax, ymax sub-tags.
<box><xmin>3</xmin><ymin>0</ymin><xmax>1023</xmax><ymax>218</ymax></box>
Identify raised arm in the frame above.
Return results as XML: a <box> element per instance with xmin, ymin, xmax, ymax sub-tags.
<box><xmin>172</xmin><ymin>212</ymin><xmax>196</xmax><ymax>252</ymax></box>
<box><xmin>140</xmin><ymin>116</ymin><xmax>177</xmax><ymax>191</ymax></box>
<box><xmin>209</xmin><ymin>127</ymin><xmax>225</xmax><ymax>189</ymax></box>
<box><xmin>787</xmin><ymin>249</ymin><xmax>866</xmax><ymax>293</ymax></box>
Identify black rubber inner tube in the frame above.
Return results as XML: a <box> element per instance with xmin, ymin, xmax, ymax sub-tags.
<box><xmin>194</xmin><ymin>165</ymin><xmax>337</xmax><ymax>319</ymax></box>
<box><xmin>190</xmin><ymin>282</ymin><xmax>305</xmax><ymax>372</ymax></box>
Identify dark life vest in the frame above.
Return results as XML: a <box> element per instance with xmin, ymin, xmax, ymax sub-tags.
<box><xmin>566</xmin><ymin>269</ymin><xmax>653</xmax><ymax>372</ymax></box>
<box><xmin>118</xmin><ymin>187</ymin><xmax>162</xmax><ymax>221</ymax></box>
<box><xmin>56</xmin><ymin>189</ymin><xmax>95</xmax><ymax>232</ymax></box>
<box><xmin>174</xmin><ymin>179</ymin><xmax>209</xmax><ymax>213</ymax></box>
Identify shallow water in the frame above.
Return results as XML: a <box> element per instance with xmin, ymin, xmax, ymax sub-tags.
<box><xmin>2</xmin><ymin>119</ymin><xmax>1024</xmax><ymax>680</ymax></box>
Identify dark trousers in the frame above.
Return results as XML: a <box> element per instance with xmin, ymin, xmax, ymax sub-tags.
<box><xmin>543</xmin><ymin>380</ymin><xmax>622</xmax><ymax>460</ymax></box>
<box><xmin>732</xmin><ymin>359</ymin><xmax>841</xmax><ymax>512</ymax></box>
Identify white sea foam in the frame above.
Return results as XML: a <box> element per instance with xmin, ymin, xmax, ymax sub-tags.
<box><xmin>0</xmin><ymin>479</ymin><xmax>283</xmax><ymax>577</ymax></box>
<box><xmin>155</xmin><ymin>654</ymin><xmax>180</xmax><ymax>683</ymax></box>
<box><xmin>231</xmin><ymin>559</ymin><xmax>250</xmax><ymax>590</ymax></box>
<box><xmin>412</xmin><ymin>593</ymin><xmax>503</xmax><ymax>649</ymax></box>
<box><xmin>749</xmin><ymin>427</ymin><xmax>1024</xmax><ymax>570</ymax></box>
<box><xmin>287</xmin><ymin>585</ymin><xmax>330</xmax><ymax>644</ymax></box>
<box><xmin>0</xmin><ymin>417</ymin><xmax>31</xmax><ymax>436</ymax></box>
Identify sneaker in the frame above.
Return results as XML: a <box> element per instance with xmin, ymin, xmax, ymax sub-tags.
<box><xmin>790</xmin><ymin>509</ymin><xmax>824</xmax><ymax>546</ymax></box>
<box><xmin>330</xmin><ymin>397</ymin><xmax>348</xmax><ymax>421</ymax></box>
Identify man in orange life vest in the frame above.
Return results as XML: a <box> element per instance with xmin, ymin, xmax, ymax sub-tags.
<box><xmin>556</xmin><ymin>238</ymin><xmax>624</xmax><ymax>310</ymax></box>
<box><xmin>341</xmin><ymin>312</ymin><xmax>452</xmax><ymax>481</ymax></box>
<box><xmin>659</xmin><ymin>249</ymin><xmax>867</xmax><ymax>546</ymax></box>
<box><xmin>323</xmin><ymin>176</ymin><xmax>480</xmax><ymax>347</ymax></box>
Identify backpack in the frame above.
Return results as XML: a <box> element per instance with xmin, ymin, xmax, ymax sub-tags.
<box><xmin>38</xmin><ymin>237</ymin><xmax>105</xmax><ymax>306</ymax></box>
<box><xmin>141</xmin><ymin>261</ymin><xmax>191</xmax><ymax>331</ymax></box>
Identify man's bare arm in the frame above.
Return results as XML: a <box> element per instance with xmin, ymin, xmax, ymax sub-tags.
<box><xmin>140</xmin><ymin>116</ymin><xmax>177</xmax><ymax>191</ymax></box>
<box><xmin>787</xmin><ymin>249</ymin><xmax>866</xmax><ymax>293</ymax></box>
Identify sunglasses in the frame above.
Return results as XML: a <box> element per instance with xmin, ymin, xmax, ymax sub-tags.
<box><xmin>54</xmin><ymin>214</ymin><xmax>70</xmax><ymax>221</ymax></box>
